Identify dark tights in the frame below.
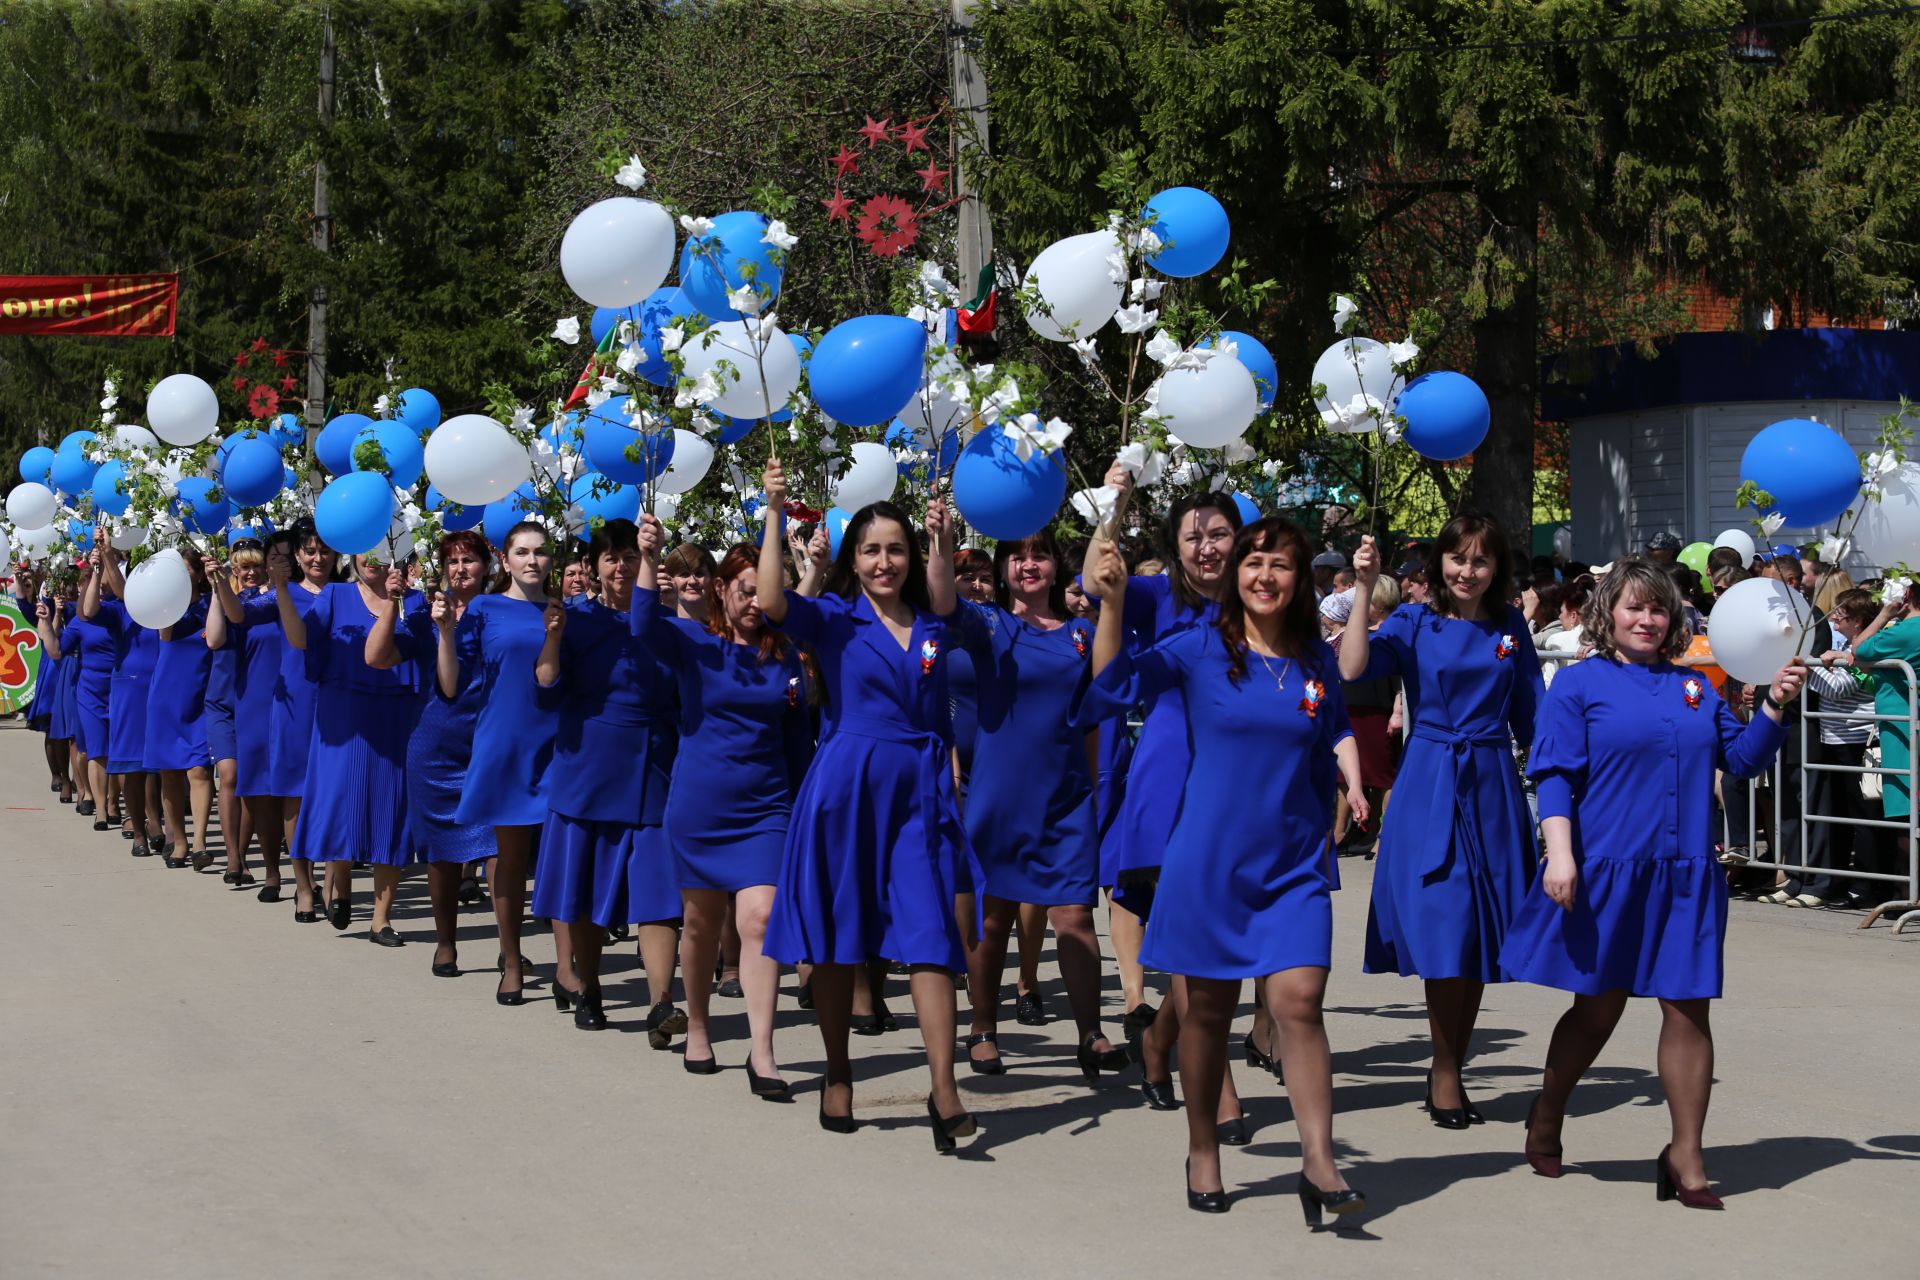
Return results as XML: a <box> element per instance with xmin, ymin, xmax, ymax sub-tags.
<box><xmin>1425</xmin><ymin>976</ymin><xmax>1486</xmax><ymax>1111</ymax></box>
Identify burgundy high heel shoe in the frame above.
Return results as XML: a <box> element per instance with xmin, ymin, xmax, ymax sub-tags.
<box><xmin>1524</xmin><ymin>1095</ymin><xmax>1563</xmax><ymax>1179</ymax></box>
<box><xmin>1655</xmin><ymin>1145</ymin><xmax>1724</xmax><ymax>1210</ymax></box>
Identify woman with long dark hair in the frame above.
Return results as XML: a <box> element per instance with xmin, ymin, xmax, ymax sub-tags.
<box><xmin>81</xmin><ymin>544</ymin><xmax>162</xmax><ymax>854</ymax></box>
<box><xmin>532</xmin><ymin>517</ymin><xmax>682</xmax><ymax>1035</ymax></box>
<box><xmin>756</xmin><ymin>459</ymin><xmax>977</xmax><ymax>1149</ymax></box>
<box><xmin>1084</xmin><ymin>517</ymin><xmax>1368</xmax><ymax>1220</ymax></box>
<box><xmin>276</xmin><ymin>527</ymin><xmax>335</xmax><ymax>911</ymax></box>
<box><xmin>1342</xmin><ymin>515</ymin><xmax>1544</xmax><ymax>1129</ymax></box>
<box><xmin>365</xmin><ymin>529</ymin><xmax>494</xmax><ymax>975</ymax></box>
<box><xmin>64</xmin><ymin>555</ymin><xmax>114</xmax><ymax>832</ymax></box>
<box><xmin>636</xmin><ymin>528</ymin><xmax>816</xmax><ymax>1090</ymax></box>
<box><xmin>146</xmin><ymin>554</ymin><xmax>214</xmax><ymax>869</ymax></box>
<box><xmin>954</xmin><ymin>529</ymin><xmax>1127</xmax><ymax>1081</ymax></box>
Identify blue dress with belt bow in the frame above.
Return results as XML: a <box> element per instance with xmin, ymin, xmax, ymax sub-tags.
<box><xmin>764</xmin><ymin>591</ymin><xmax>974</xmax><ymax>971</ymax></box>
<box><xmin>530</xmin><ymin>595</ymin><xmax>680</xmax><ymax>926</ymax></box>
<box><xmin>1358</xmin><ymin>602</ymin><xmax>1543</xmax><ymax>982</ymax></box>
<box><xmin>1500</xmin><ymin>657</ymin><xmax>1788</xmax><ymax>999</ymax></box>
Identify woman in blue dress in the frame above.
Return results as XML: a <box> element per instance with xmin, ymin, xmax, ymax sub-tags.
<box><xmin>204</xmin><ymin>544</ymin><xmax>260</xmax><ymax>888</ymax></box>
<box><xmin>146</xmin><ymin>556</ymin><xmax>214</xmax><ymax>870</ymax></box>
<box><xmin>531</xmin><ymin>517</ymin><xmax>682</xmax><ymax>1035</ymax></box>
<box><xmin>365</xmin><ymin>528</ymin><xmax>493</xmax><ymax>977</ymax></box>
<box><xmin>636</xmin><ymin>530</ymin><xmax>814</xmax><ymax>1091</ymax></box>
<box><xmin>1502</xmin><ymin>560</ymin><xmax>1802</xmax><ymax>1208</ymax></box>
<box><xmin>954</xmin><ymin>529</ymin><xmax>1128</xmax><ymax>1082</ymax></box>
<box><xmin>1082</xmin><ymin>516</ymin><xmax>1369</xmax><ymax>1221</ymax></box>
<box><xmin>274</xmin><ymin>527</ymin><xmax>334</xmax><ymax>907</ymax></box>
<box><xmin>65</xmin><ymin>559</ymin><xmax>116</xmax><ymax>831</ymax></box>
<box><xmin>284</xmin><ymin>553</ymin><xmax>426</xmax><ymax>945</ymax></box>
<box><xmin>1342</xmin><ymin>515</ymin><xmax>1544</xmax><ymax>1128</ymax></box>
<box><xmin>32</xmin><ymin>585</ymin><xmax>79</xmax><ymax>805</ymax></box>
<box><xmin>82</xmin><ymin>546</ymin><xmax>162</xmax><ymax>855</ymax></box>
<box><xmin>757</xmin><ymin>458</ymin><xmax>978</xmax><ymax>1149</ymax></box>
<box><xmin>451</xmin><ymin>521</ymin><xmax>559</xmax><ymax>1004</ymax></box>
<box><xmin>207</xmin><ymin>541</ymin><xmax>308</xmax><ymax>909</ymax></box>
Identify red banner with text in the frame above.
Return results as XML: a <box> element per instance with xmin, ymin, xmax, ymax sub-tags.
<box><xmin>0</xmin><ymin>274</ymin><xmax>178</xmax><ymax>337</ymax></box>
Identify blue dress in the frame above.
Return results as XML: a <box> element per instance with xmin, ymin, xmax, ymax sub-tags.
<box><xmin>144</xmin><ymin>597</ymin><xmax>211</xmax><ymax>771</ymax></box>
<box><xmin>204</xmin><ymin>629</ymin><xmax>237</xmax><ymax>764</ymax></box>
<box><xmin>290</xmin><ymin>583</ymin><xmax>426</xmax><ymax>865</ymax></box>
<box><xmin>231</xmin><ymin>589</ymin><xmax>287</xmax><ymax>797</ymax></box>
<box><xmin>1076</xmin><ymin>626</ymin><xmax>1352</xmax><ymax>978</ymax></box>
<box><xmin>270</xmin><ymin>581</ymin><xmax>324</xmax><ymax>797</ymax></box>
<box><xmin>1501</xmin><ymin>658</ymin><xmax>1788</xmax><ymax>1000</ymax></box>
<box><xmin>395</xmin><ymin>604</ymin><xmax>492</xmax><ymax>864</ymax></box>
<box><xmin>955</xmin><ymin>603</ymin><xmax>1099</xmax><ymax>906</ymax></box>
<box><xmin>634</xmin><ymin>587</ymin><xmax>813</xmax><ymax>893</ymax></box>
<box><xmin>453</xmin><ymin>593</ymin><xmax>555</xmax><ymax>828</ymax></box>
<box><xmin>530</xmin><ymin>595</ymin><xmax>679</xmax><ymax>926</ymax></box>
<box><xmin>42</xmin><ymin>603</ymin><xmax>76</xmax><ymax>741</ymax></box>
<box><xmin>764</xmin><ymin>591</ymin><xmax>973</xmax><ymax>971</ymax></box>
<box><xmin>68</xmin><ymin>611</ymin><xmax>114</xmax><ymax>760</ymax></box>
<box><xmin>98</xmin><ymin>600</ymin><xmax>157</xmax><ymax>774</ymax></box>
<box><xmin>1358</xmin><ymin>603</ymin><xmax>1543</xmax><ymax>983</ymax></box>
<box><xmin>1089</xmin><ymin>575</ymin><xmax>1216</xmax><ymax>911</ymax></box>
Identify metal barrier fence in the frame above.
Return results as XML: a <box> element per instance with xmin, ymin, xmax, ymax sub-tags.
<box><xmin>1535</xmin><ymin>649</ymin><xmax>1920</xmax><ymax>937</ymax></box>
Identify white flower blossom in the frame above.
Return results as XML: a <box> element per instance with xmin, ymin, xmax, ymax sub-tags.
<box><xmin>584</xmin><ymin>385</ymin><xmax>612</xmax><ymax>411</ymax></box>
<box><xmin>1070</xmin><ymin>485</ymin><xmax>1119</xmax><ymax>527</ymax></box>
<box><xmin>1882</xmin><ymin>575</ymin><xmax>1912</xmax><ymax>605</ymax></box>
<box><xmin>788</xmin><ymin>424</ymin><xmax>801</xmax><ymax>443</ymax></box>
<box><xmin>1221</xmin><ymin>439</ymin><xmax>1257</xmax><ymax>464</ymax></box>
<box><xmin>614</xmin><ymin>154</ymin><xmax>648</xmax><ymax>190</ymax></box>
<box><xmin>1070</xmin><ymin>336</ymin><xmax>1099</xmax><ymax>369</ymax></box>
<box><xmin>615</xmin><ymin>342</ymin><xmax>642</xmax><ymax>374</ymax></box>
<box><xmin>761</xmin><ymin>219</ymin><xmax>798</xmax><ymax>251</ymax></box>
<box><xmin>1819</xmin><ymin>533</ymin><xmax>1852</xmax><ymax>563</ymax></box>
<box><xmin>551</xmin><ymin>316</ymin><xmax>581</xmax><ymax>345</ymax></box>
<box><xmin>1865</xmin><ymin>450</ymin><xmax>1901</xmax><ymax>482</ymax></box>
<box><xmin>1129</xmin><ymin>277</ymin><xmax>1164</xmax><ymax>303</ymax></box>
<box><xmin>1387</xmin><ymin>336</ymin><xmax>1421</xmax><ymax>367</ymax></box>
<box><xmin>726</xmin><ymin>286</ymin><xmax>763</xmax><ymax>316</ymax></box>
<box><xmin>679</xmin><ymin>215</ymin><xmax>715</xmax><ymax>239</ymax></box>
<box><xmin>99</xmin><ymin>392</ymin><xmax>118</xmax><ymax>412</ymax></box>
<box><xmin>509</xmin><ymin>405</ymin><xmax>536</xmax><ymax>433</ymax></box>
<box><xmin>373</xmin><ymin>393</ymin><xmax>392</xmax><ymax>418</ymax></box>
<box><xmin>1259</xmin><ymin>459</ymin><xmax>1285</xmax><ymax>479</ymax></box>
<box><xmin>1115</xmin><ymin>442</ymin><xmax>1166</xmax><ymax>487</ymax></box>
<box><xmin>1137</xmin><ymin>228</ymin><xmax>1163</xmax><ymax>256</ymax></box>
<box><xmin>1144</xmin><ymin>330</ymin><xmax>1183</xmax><ymax>366</ymax></box>
<box><xmin>659</xmin><ymin>325</ymin><xmax>685</xmax><ymax>354</ymax></box>
<box><xmin>1002</xmin><ymin>413</ymin><xmax>1071</xmax><ymax>462</ymax></box>
<box><xmin>1104</xmin><ymin>248</ymin><xmax>1130</xmax><ymax>286</ymax></box>
<box><xmin>1114</xmin><ymin>304</ymin><xmax>1157</xmax><ymax>335</ymax></box>
<box><xmin>1332</xmin><ymin>294</ymin><xmax>1359</xmax><ymax>332</ymax></box>
<box><xmin>1760</xmin><ymin>511</ymin><xmax>1787</xmax><ymax>536</ymax></box>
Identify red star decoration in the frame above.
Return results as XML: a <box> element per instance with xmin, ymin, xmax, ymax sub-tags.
<box><xmin>830</xmin><ymin>145</ymin><xmax>861</xmax><ymax>178</ymax></box>
<box><xmin>232</xmin><ymin>351</ymin><xmax>251</xmax><ymax>368</ymax></box>
<box><xmin>279</xmin><ymin>376</ymin><xmax>298</xmax><ymax>393</ymax></box>
<box><xmin>271</xmin><ymin>350</ymin><xmax>290</xmax><ymax>367</ymax></box>
<box><xmin>821</xmin><ymin>187</ymin><xmax>854</xmax><ymax>222</ymax></box>
<box><xmin>857</xmin><ymin>115</ymin><xmax>892</xmax><ymax>148</ymax></box>
<box><xmin>915</xmin><ymin>160</ymin><xmax>951</xmax><ymax>194</ymax></box>
<box><xmin>230</xmin><ymin>375</ymin><xmax>248</xmax><ymax>391</ymax></box>
<box><xmin>895</xmin><ymin>118</ymin><xmax>930</xmax><ymax>153</ymax></box>
<box><xmin>249</xmin><ymin>337</ymin><xmax>269</xmax><ymax>352</ymax></box>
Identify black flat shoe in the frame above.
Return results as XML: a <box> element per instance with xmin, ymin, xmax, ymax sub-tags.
<box><xmin>256</xmin><ymin>884</ymin><xmax>281</xmax><ymax>904</ymax></box>
<box><xmin>1014</xmin><ymin>990</ymin><xmax>1047</xmax><ymax>1026</ymax></box>
<box><xmin>574</xmin><ymin>988</ymin><xmax>607</xmax><ymax>1031</ymax></box>
<box><xmin>683</xmin><ymin>1053</ymin><xmax>720</xmax><ymax>1074</ymax></box>
<box><xmin>431</xmin><ymin>959</ymin><xmax>460</xmax><ymax>978</ymax></box>
<box><xmin>222</xmin><ymin>870</ymin><xmax>242</xmax><ymax>885</ymax></box>
<box><xmin>293</xmin><ymin>899</ymin><xmax>322</xmax><ymax>923</ymax></box>
<box><xmin>1077</xmin><ymin>1033</ymin><xmax>1132</xmax><ymax>1083</ymax></box>
<box><xmin>1424</xmin><ymin>1072</ymin><xmax>1470</xmax><ymax>1131</ymax></box>
<box><xmin>327</xmin><ymin>898</ymin><xmax>350</xmax><ymax>931</ymax></box>
<box><xmin>1218</xmin><ymin>1116</ymin><xmax>1251</xmax><ymax>1147</ymax></box>
<box><xmin>1186</xmin><ymin>1159</ymin><xmax>1228</xmax><ymax>1214</ymax></box>
<box><xmin>645</xmin><ymin>1001</ymin><xmax>687</xmax><ymax>1050</ymax></box>
<box><xmin>190</xmin><ymin>850</ymin><xmax>215</xmax><ymax>872</ymax></box>
<box><xmin>1141</xmin><ymin>1076</ymin><xmax>1179</xmax><ymax>1111</ymax></box>
<box><xmin>965</xmin><ymin>1031</ymin><xmax>1005</xmax><ymax>1076</ymax></box>
<box><xmin>496</xmin><ymin>974</ymin><xmax>525</xmax><ymax>1006</ymax></box>
<box><xmin>794</xmin><ymin>978</ymin><xmax>814</xmax><ymax>1010</ymax></box>
<box><xmin>456</xmin><ymin>872</ymin><xmax>484</xmax><ymax>905</ymax></box>
<box><xmin>1298</xmin><ymin>1174</ymin><xmax>1367</xmax><ymax>1226</ymax></box>
<box><xmin>851</xmin><ymin>1008</ymin><xmax>898</xmax><ymax>1036</ymax></box>
<box><xmin>150</xmin><ymin>834</ymin><xmax>168</xmax><ymax>854</ymax></box>
<box><xmin>76</xmin><ymin>800</ymin><xmax>95</xmax><ymax>817</ymax></box>
<box><xmin>927</xmin><ymin>1095</ymin><xmax>977</xmax><ymax>1153</ymax></box>
<box><xmin>716</xmin><ymin>977</ymin><xmax>743</xmax><ymax>999</ymax></box>
<box><xmin>368</xmin><ymin>926</ymin><xmax>404</xmax><ymax>948</ymax></box>
<box><xmin>747</xmin><ymin>1060</ymin><xmax>790</xmax><ymax>1100</ymax></box>
<box><xmin>122</xmin><ymin>828</ymin><xmax>138</xmax><ymax>841</ymax></box>
<box><xmin>233</xmin><ymin>871</ymin><xmax>256</xmax><ymax>889</ymax></box>
<box><xmin>161</xmin><ymin>854</ymin><xmax>189</xmax><ymax>869</ymax></box>
<box><xmin>818</xmin><ymin>1098</ymin><xmax>857</xmax><ymax>1134</ymax></box>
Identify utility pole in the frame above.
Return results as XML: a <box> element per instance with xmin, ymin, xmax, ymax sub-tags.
<box><xmin>949</xmin><ymin>0</ymin><xmax>991</xmax><ymax>296</ymax></box>
<box><xmin>306</xmin><ymin>9</ymin><xmax>335</xmax><ymax>462</ymax></box>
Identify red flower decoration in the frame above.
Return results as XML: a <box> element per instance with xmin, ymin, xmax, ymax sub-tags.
<box><xmin>783</xmin><ymin>497</ymin><xmax>824</xmax><ymax>523</ymax></box>
<box><xmin>855</xmin><ymin>194</ymin><xmax>920</xmax><ymax>257</ymax></box>
<box><xmin>247</xmin><ymin>385</ymin><xmax>280</xmax><ymax>418</ymax></box>
<box><xmin>249</xmin><ymin>337</ymin><xmax>269</xmax><ymax>352</ymax></box>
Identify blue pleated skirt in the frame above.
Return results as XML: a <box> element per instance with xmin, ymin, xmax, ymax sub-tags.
<box><xmin>531</xmin><ymin>811</ymin><xmax>679</xmax><ymax>926</ymax></box>
<box><xmin>289</xmin><ymin>686</ymin><xmax>416</xmax><ymax>865</ymax></box>
<box><xmin>106</xmin><ymin>675</ymin><xmax>150</xmax><ymax>774</ymax></box>
<box><xmin>1500</xmin><ymin>853</ymin><xmax>1728</xmax><ymax>1001</ymax></box>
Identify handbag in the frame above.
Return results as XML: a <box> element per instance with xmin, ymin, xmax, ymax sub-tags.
<box><xmin>1862</xmin><ymin>741</ymin><xmax>1884</xmax><ymax>801</ymax></box>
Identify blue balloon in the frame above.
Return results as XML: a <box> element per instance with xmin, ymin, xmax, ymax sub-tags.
<box><xmin>677</xmin><ymin>212</ymin><xmax>784</xmax><ymax>320</ymax></box>
<box><xmin>482</xmin><ymin>484</ymin><xmax>542</xmax><ymax>546</ymax></box>
<box><xmin>271</xmin><ymin>412</ymin><xmax>306</xmax><ymax>448</ymax></box>
<box><xmin>590</xmin><ymin>303</ymin><xmax>641</xmax><ymax>348</ymax></box>
<box><xmin>224</xmin><ymin>436</ymin><xmax>287</xmax><ymax>508</ymax></box>
<box><xmin>1205</xmin><ymin>330</ymin><xmax>1277</xmax><ymax>411</ymax></box>
<box><xmin>583</xmin><ymin>397</ymin><xmax>675</xmax><ymax>485</ymax></box>
<box><xmin>313</xmin><ymin>471</ymin><xmax>396</xmax><ymax>555</ymax></box>
<box><xmin>823</xmin><ymin>506</ymin><xmax>852</xmax><ymax>559</ymax></box>
<box><xmin>395</xmin><ymin>388</ymin><xmax>441</xmax><ymax>437</ymax></box>
<box><xmin>57</xmin><ymin>430</ymin><xmax>97</xmax><ymax>456</ymax></box>
<box><xmin>18</xmin><ymin>446</ymin><xmax>55</xmax><ymax>484</ymax></box>
<box><xmin>951</xmin><ymin>424</ymin><xmax>1068</xmax><ymax>541</ymax></box>
<box><xmin>568</xmin><ymin>472</ymin><xmax>641</xmax><ymax>531</ymax></box>
<box><xmin>1739</xmin><ymin>418</ymin><xmax>1862</xmax><ymax>529</ymax></box>
<box><xmin>172</xmin><ymin>477</ymin><xmax>232</xmax><ymax>536</ymax></box>
<box><xmin>626</xmin><ymin>287</ymin><xmax>702</xmax><ymax>387</ymax></box>
<box><xmin>228</xmin><ymin>519</ymin><xmax>274</xmax><ymax>544</ymax></box>
<box><xmin>540</xmin><ymin>412</ymin><xmax>586</xmax><ymax>455</ymax></box>
<box><xmin>425</xmin><ymin>484</ymin><xmax>485</xmax><ymax>533</ymax></box>
<box><xmin>1142</xmin><ymin>186</ymin><xmax>1230</xmax><ymax>278</ymax></box>
<box><xmin>67</xmin><ymin>519</ymin><xmax>94</xmax><ymax>552</ymax></box>
<box><xmin>49</xmin><ymin>446</ymin><xmax>97</xmax><ymax>497</ymax></box>
<box><xmin>316</xmin><ymin>412</ymin><xmax>372</xmax><ymax>476</ymax></box>
<box><xmin>91</xmin><ymin>461</ymin><xmax>131</xmax><ymax>517</ymax></box>
<box><xmin>1231</xmin><ymin>493</ymin><xmax>1261</xmax><ymax>525</ymax></box>
<box><xmin>885</xmin><ymin>420</ymin><xmax>959</xmax><ymax>477</ymax></box>
<box><xmin>282</xmin><ymin>466</ymin><xmax>300</xmax><ymax>492</ymax></box>
<box><xmin>715</xmin><ymin>415</ymin><xmax>757</xmax><ymax>446</ymax></box>
<box><xmin>351</xmin><ymin>419</ymin><xmax>424</xmax><ymax>489</ymax></box>
<box><xmin>1397</xmin><ymin>371</ymin><xmax>1491</xmax><ymax>462</ymax></box>
<box><xmin>809</xmin><ymin>315</ymin><xmax>927</xmax><ymax>427</ymax></box>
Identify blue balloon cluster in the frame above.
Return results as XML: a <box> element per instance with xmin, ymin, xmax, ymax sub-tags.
<box><xmin>483</xmin><ymin>484</ymin><xmax>542</xmax><ymax>545</ymax></box>
<box><xmin>91</xmin><ymin>461</ymin><xmax>131</xmax><ymax>517</ymax></box>
<box><xmin>1397</xmin><ymin>372</ymin><xmax>1490</xmax><ymax>462</ymax></box>
<box><xmin>270</xmin><ymin>413</ymin><xmax>306</xmax><ymax>448</ymax></box>
<box><xmin>426</xmin><ymin>484</ymin><xmax>485</xmax><ymax>533</ymax></box>
<box><xmin>951</xmin><ymin>425</ymin><xmax>1068</xmax><ymax>542</ymax></box>
<box><xmin>884</xmin><ymin>420</ymin><xmax>959</xmax><ymax>479</ymax></box>
<box><xmin>1740</xmin><ymin>418</ymin><xmax>1862</xmax><ymax>528</ymax></box>
<box><xmin>1231</xmin><ymin>493</ymin><xmax>1261</xmax><ymax>525</ymax></box>
<box><xmin>1142</xmin><ymin>186</ymin><xmax>1230</xmax><ymax>278</ymax></box>
<box><xmin>809</xmin><ymin>315</ymin><xmax>926</xmax><ymax>427</ymax></box>
<box><xmin>50</xmin><ymin>445</ymin><xmax>98</xmax><ymax>497</ymax></box>
<box><xmin>569</xmin><ymin>472</ymin><xmax>641</xmax><ymax>532</ymax></box>
<box><xmin>395</xmin><ymin>388</ymin><xmax>441</xmax><ymax>437</ymax></box>
<box><xmin>823</xmin><ymin>506</ymin><xmax>852</xmax><ymax>558</ymax></box>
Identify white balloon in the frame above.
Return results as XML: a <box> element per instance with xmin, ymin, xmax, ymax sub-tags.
<box><xmin>112</xmin><ymin>424</ymin><xmax>159</xmax><ymax>451</ymax></box>
<box><xmin>831</xmin><ymin>441</ymin><xmax>898</xmax><ymax>511</ymax></box>
<box><xmin>13</xmin><ymin>523</ymin><xmax>58</xmax><ymax>561</ymax></box>
<box><xmin>1155</xmin><ymin>358</ymin><xmax>1260</xmax><ymax>449</ymax></box>
<box><xmin>6</xmin><ymin>482</ymin><xmax>58</xmax><ymax>530</ymax></box>
<box><xmin>679</xmin><ymin>321</ymin><xmax>802</xmax><ymax>421</ymax></box>
<box><xmin>0</xmin><ymin>528</ymin><xmax>9</xmax><ymax>567</ymax></box>
<box><xmin>1552</xmin><ymin>526</ymin><xmax>1574</xmax><ymax>559</ymax></box>
<box><xmin>897</xmin><ymin>381</ymin><xmax>971</xmax><ymax>444</ymax></box>
<box><xmin>560</xmin><ymin>197</ymin><xmax>676</xmax><ymax>308</ymax></box>
<box><xmin>1711</xmin><ymin>528</ymin><xmax>1757</xmax><ymax>562</ymax></box>
<box><xmin>110</xmin><ymin>524</ymin><xmax>149</xmax><ymax>552</ymax></box>
<box><xmin>147</xmin><ymin>373</ymin><xmax>220</xmax><ymax>446</ymax></box>
<box><xmin>1022</xmin><ymin>230</ymin><xmax>1125</xmax><ymax>343</ymax></box>
<box><xmin>1849</xmin><ymin>462</ymin><xmax>1920</xmax><ymax>569</ymax></box>
<box><xmin>1707</xmin><ymin>576</ymin><xmax>1813</xmax><ymax>685</ymax></box>
<box><xmin>655</xmin><ymin>429</ymin><xmax>716</xmax><ymax>496</ymax></box>
<box><xmin>652</xmin><ymin>491</ymin><xmax>682</xmax><ymax>523</ymax></box>
<box><xmin>424</xmin><ymin>414</ymin><xmax>530</xmax><ymax>506</ymax></box>
<box><xmin>1311</xmin><ymin>338</ymin><xmax>1402</xmax><ymax>428</ymax></box>
<box><xmin>122</xmin><ymin>553</ymin><xmax>193</xmax><ymax>629</ymax></box>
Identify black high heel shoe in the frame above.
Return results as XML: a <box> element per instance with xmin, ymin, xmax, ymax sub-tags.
<box><xmin>645</xmin><ymin>1000</ymin><xmax>688</xmax><ymax>1050</ymax></box>
<box><xmin>1077</xmin><ymin>1032</ymin><xmax>1132</xmax><ymax>1083</ymax></box>
<box><xmin>552</xmin><ymin>983</ymin><xmax>580</xmax><ymax>1013</ymax></box>
<box><xmin>1462</xmin><ymin>1088</ymin><xmax>1486</xmax><ymax>1124</ymax></box>
<box><xmin>190</xmin><ymin>850</ymin><xmax>214</xmax><ymax>872</ymax></box>
<box><xmin>431</xmin><ymin>956</ymin><xmax>460</xmax><ymax>978</ymax></box>
<box><xmin>818</xmin><ymin>1094</ymin><xmax>857</xmax><ymax>1134</ymax></box>
<box><xmin>496</xmin><ymin>972</ymin><xmax>525</xmax><ymax>1006</ymax></box>
<box><xmin>573</xmin><ymin>987</ymin><xmax>607</xmax><ymax>1031</ymax></box>
<box><xmin>965</xmin><ymin>1031</ymin><xmax>1005</xmax><ymax>1076</ymax></box>
<box><xmin>1298</xmin><ymin>1174</ymin><xmax>1367</xmax><ymax>1226</ymax></box>
<box><xmin>746</xmin><ymin>1060</ymin><xmax>790</xmax><ymax>1100</ymax></box>
<box><xmin>926</xmin><ymin>1096</ymin><xmax>977</xmax><ymax>1153</ymax></box>
<box><xmin>1423</xmin><ymin>1071</ymin><xmax>1470</xmax><ymax>1130</ymax></box>
<box><xmin>1186</xmin><ymin>1158</ymin><xmax>1228</xmax><ymax>1214</ymax></box>
<box><xmin>1140</xmin><ymin>1075</ymin><xmax>1179</xmax><ymax>1111</ymax></box>
<box><xmin>1244</xmin><ymin>1034</ymin><xmax>1275</xmax><ymax>1073</ymax></box>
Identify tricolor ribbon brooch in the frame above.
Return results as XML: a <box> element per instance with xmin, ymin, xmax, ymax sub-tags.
<box><xmin>1072</xmin><ymin>628</ymin><xmax>1089</xmax><ymax>659</ymax></box>
<box><xmin>920</xmin><ymin>636</ymin><xmax>939</xmax><ymax>676</ymax></box>
<box><xmin>1494</xmin><ymin>633</ymin><xmax>1517</xmax><ymax>661</ymax></box>
<box><xmin>785</xmin><ymin>675</ymin><xmax>802</xmax><ymax>708</ymax></box>
<box><xmin>1299</xmin><ymin>679</ymin><xmax>1326</xmax><ymax>719</ymax></box>
<box><xmin>1682</xmin><ymin>677</ymin><xmax>1704</xmax><ymax>710</ymax></box>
